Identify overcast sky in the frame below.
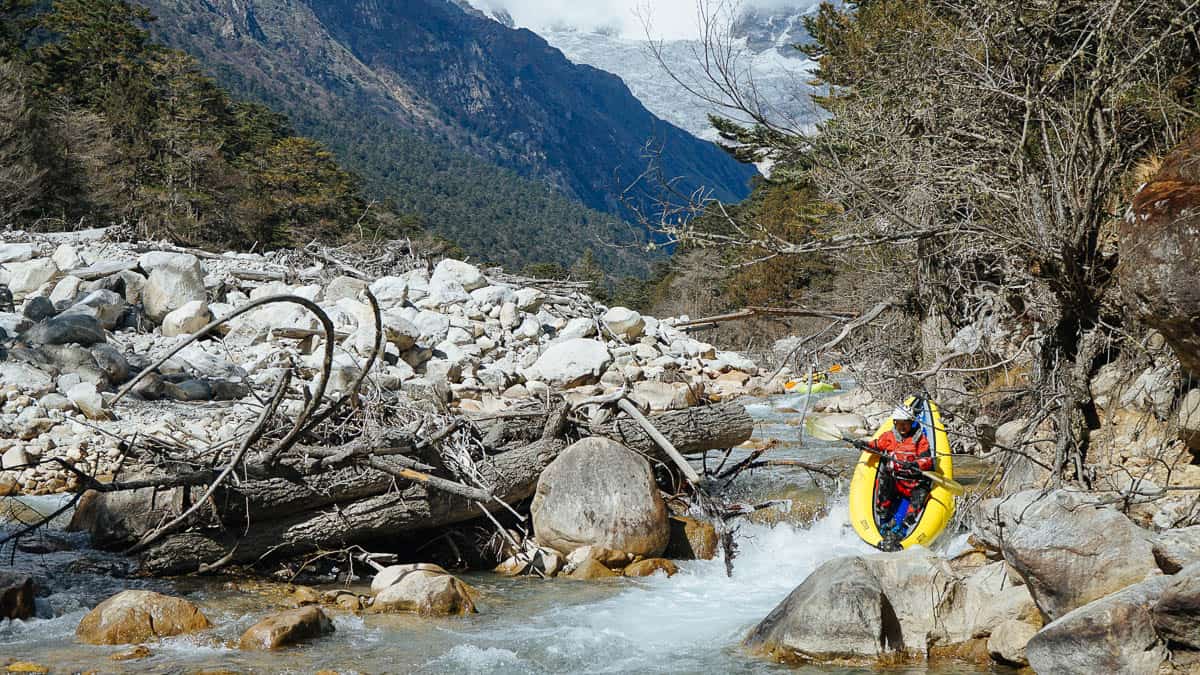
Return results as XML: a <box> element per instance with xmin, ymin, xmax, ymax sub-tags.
<box><xmin>467</xmin><ymin>0</ymin><xmax>820</xmax><ymax>40</ymax></box>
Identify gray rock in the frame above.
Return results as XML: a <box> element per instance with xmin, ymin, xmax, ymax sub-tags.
<box><xmin>51</xmin><ymin>244</ymin><xmax>81</xmax><ymax>271</ymax></box>
<box><xmin>412</xmin><ymin>310</ymin><xmax>450</xmax><ymax>343</ymax></box>
<box><xmin>430</xmin><ymin>259</ymin><xmax>486</xmax><ymax>293</ymax></box>
<box><xmin>1179</xmin><ymin>389</ymin><xmax>1200</xmax><ymax>449</ymax></box>
<box><xmin>143</xmin><ymin>253</ymin><xmax>205</xmax><ymax>322</ymax></box>
<box><xmin>1026</xmin><ymin>576</ymin><xmax>1170</xmax><ymax>675</ymax></box>
<box><xmin>986</xmin><ymin>619</ymin><xmax>1037</xmax><ymax>666</ymax></box>
<box><xmin>89</xmin><ymin>343</ymin><xmax>130</xmax><ymax>384</ymax></box>
<box><xmin>48</xmin><ymin>275</ymin><xmax>83</xmax><ymax>306</ymax></box>
<box><xmin>22</xmin><ymin>296</ymin><xmax>56</xmax><ymax>322</ymax></box>
<box><xmin>557</xmin><ymin>317</ymin><xmax>596</xmax><ymax>340</ymax></box>
<box><xmin>23</xmin><ymin>314</ymin><xmax>106</xmax><ymax>346</ymax></box>
<box><xmin>64</xmin><ymin>289</ymin><xmax>125</xmax><ymax>329</ymax></box>
<box><xmin>161</xmin><ymin>300</ymin><xmax>211</xmax><ymax>337</ymax></box>
<box><xmin>1153</xmin><ymin>562</ymin><xmax>1200</xmax><ymax>649</ymax></box>
<box><xmin>525</xmin><ymin>338</ymin><xmax>612</xmax><ymax>388</ymax></box>
<box><xmin>1151</xmin><ymin>525</ymin><xmax>1200</xmax><ymax>573</ymax></box>
<box><xmin>531</xmin><ymin>437</ymin><xmax>669</xmax><ymax>557</ymax></box>
<box><xmin>513</xmin><ymin>288</ymin><xmax>545</xmax><ymax>312</ymax></box>
<box><xmin>326</xmin><ymin>276</ymin><xmax>368</xmax><ymax>304</ymax></box>
<box><xmin>602</xmin><ymin>306</ymin><xmax>645</xmax><ymax>340</ymax></box>
<box><xmin>5</xmin><ymin>258</ymin><xmax>58</xmax><ymax>297</ymax></box>
<box><xmin>0</xmin><ymin>243</ymin><xmax>35</xmax><ymax>263</ymax></box>
<box><xmin>973</xmin><ymin>489</ymin><xmax>1159</xmax><ymax>621</ymax></box>
<box><xmin>67</xmin><ymin>382</ymin><xmax>106</xmax><ymax>419</ymax></box>
<box><xmin>743</xmin><ymin>556</ymin><xmax>894</xmax><ymax>661</ymax></box>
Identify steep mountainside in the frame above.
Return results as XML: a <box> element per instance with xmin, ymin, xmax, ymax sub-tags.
<box><xmin>140</xmin><ymin>0</ymin><xmax>755</xmax><ymax>270</ymax></box>
<box><xmin>468</xmin><ymin>3</ymin><xmax>822</xmax><ymax>142</ymax></box>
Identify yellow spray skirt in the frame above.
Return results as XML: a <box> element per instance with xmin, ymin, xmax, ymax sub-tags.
<box><xmin>848</xmin><ymin>397</ymin><xmax>955</xmax><ymax>549</ymax></box>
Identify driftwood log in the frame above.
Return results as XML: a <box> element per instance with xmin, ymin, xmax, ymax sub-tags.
<box><xmin>70</xmin><ymin>403</ymin><xmax>753</xmax><ymax>575</ymax></box>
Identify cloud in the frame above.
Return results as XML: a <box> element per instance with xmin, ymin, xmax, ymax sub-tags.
<box><xmin>468</xmin><ymin>0</ymin><xmax>821</xmax><ymax>40</ymax></box>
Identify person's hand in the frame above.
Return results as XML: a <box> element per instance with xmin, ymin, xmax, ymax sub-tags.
<box><xmin>895</xmin><ymin>460</ymin><xmax>922</xmax><ymax>478</ymax></box>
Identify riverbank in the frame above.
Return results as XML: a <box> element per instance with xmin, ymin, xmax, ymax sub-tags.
<box><xmin>1</xmin><ymin>390</ymin><xmax>1000</xmax><ymax>674</ymax></box>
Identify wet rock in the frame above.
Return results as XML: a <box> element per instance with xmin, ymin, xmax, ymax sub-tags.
<box><xmin>110</xmin><ymin>646</ymin><xmax>152</xmax><ymax>661</ymax></box>
<box><xmin>369</xmin><ymin>563</ymin><xmax>477</xmax><ymax>616</ymax></box>
<box><xmin>290</xmin><ymin>585</ymin><xmax>321</xmax><ymax>607</ymax></box>
<box><xmin>525</xmin><ymin>338</ymin><xmax>612</xmax><ymax>388</ymax></box>
<box><xmin>161</xmin><ymin>300</ymin><xmax>211</xmax><ymax>337</ymax></box>
<box><xmin>666</xmin><ymin>516</ymin><xmax>718</xmax><ymax>560</ymax></box>
<box><xmin>986</xmin><ymin>619</ymin><xmax>1037</xmax><ymax>666</ymax></box>
<box><xmin>23</xmin><ymin>313</ymin><xmax>105</xmax><ymax>346</ymax></box>
<box><xmin>1152</xmin><ymin>526</ymin><xmax>1200</xmax><ymax>573</ymax></box>
<box><xmin>75</xmin><ymin>590</ymin><xmax>212</xmax><ymax>645</ymax></box>
<box><xmin>565</xmin><ymin>558</ymin><xmax>618</xmax><ymax>580</ymax></box>
<box><xmin>532</xmin><ymin>437</ymin><xmax>669</xmax><ymax>557</ymax></box>
<box><xmin>744</xmin><ymin>557</ymin><xmax>893</xmax><ymax>662</ymax></box>
<box><xmin>1153</xmin><ymin>562</ymin><xmax>1200</xmax><ymax>650</ymax></box>
<box><xmin>495</xmin><ymin>547</ymin><xmax>563</xmax><ymax>577</ymax></box>
<box><xmin>21</xmin><ymin>296</ymin><xmax>55</xmax><ymax>322</ymax></box>
<box><xmin>3</xmin><ymin>662</ymin><xmax>48</xmax><ymax>673</ymax></box>
<box><xmin>142</xmin><ymin>253</ymin><xmax>205</xmax><ymax>322</ymax></box>
<box><xmin>973</xmin><ymin>489</ymin><xmax>1158</xmax><ymax>621</ymax></box>
<box><xmin>238</xmin><ymin>606</ymin><xmax>335</xmax><ymax>650</ymax></box>
<box><xmin>1025</xmin><ymin>576</ymin><xmax>1170</xmax><ymax>674</ymax></box>
<box><xmin>564</xmin><ymin>545</ymin><xmax>637</xmax><ymax>570</ymax></box>
<box><xmin>623</xmin><ymin>558</ymin><xmax>678</xmax><ymax>577</ymax></box>
<box><xmin>0</xmin><ymin>571</ymin><xmax>36</xmax><ymax>620</ymax></box>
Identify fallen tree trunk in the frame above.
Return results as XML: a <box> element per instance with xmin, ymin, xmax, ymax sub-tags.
<box><xmin>141</xmin><ymin>439</ymin><xmax>567</xmax><ymax>574</ymax></box>
<box><xmin>75</xmin><ymin>403</ymin><xmax>753</xmax><ymax>575</ymax></box>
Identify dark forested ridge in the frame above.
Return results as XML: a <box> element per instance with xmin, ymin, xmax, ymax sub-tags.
<box><xmin>0</xmin><ymin>0</ymin><xmax>411</xmax><ymax>251</ymax></box>
<box><xmin>133</xmin><ymin>0</ymin><xmax>755</xmax><ymax>272</ymax></box>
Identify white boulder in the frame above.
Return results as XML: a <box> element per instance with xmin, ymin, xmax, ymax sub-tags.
<box><xmin>161</xmin><ymin>300</ymin><xmax>212</xmax><ymax>337</ymax></box>
<box><xmin>525</xmin><ymin>339</ymin><xmax>612</xmax><ymax>388</ymax></box>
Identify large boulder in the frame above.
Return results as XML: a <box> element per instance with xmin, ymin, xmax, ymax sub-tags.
<box><xmin>602</xmin><ymin>306</ymin><xmax>645</xmax><ymax>341</ymax></box>
<box><xmin>665</xmin><ymin>516</ymin><xmax>718</xmax><ymax>560</ymax></box>
<box><xmin>525</xmin><ymin>338</ymin><xmax>612</xmax><ymax>388</ymax></box>
<box><xmin>5</xmin><ymin>259</ymin><xmax>58</xmax><ymax>298</ymax></box>
<box><xmin>142</xmin><ymin>253</ymin><xmax>205</xmax><ymax>322</ymax></box>
<box><xmin>368</xmin><ymin>563</ymin><xmax>476</xmax><ymax>616</ymax></box>
<box><xmin>1026</xmin><ymin>576</ymin><xmax>1170</xmax><ymax>674</ymax></box>
<box><xmin>238</xmin><ymin>606</ymin><xmax>334</xmax><ymax>650</ymax></box>
<box><xmin>1119</xmin><ymin>130</ymin><xmax>1200</xmax><ymax>376</ymax></box>
<box><xmin>1153</xmin><ymin>562</ymin><xmax>1200</xmax><ymax>649</ymax></box>
<box><xmin>76</xmin><ymin>590</ymin><xmax>211</xmax><ymax>645</ymax></box>
<box><xmin>531</xmin><ymin>437</ymin><xmax>669</xmax><ymax>557</ymax></box>
<box><xmin>0</xmin><ymin>571</ymin><xmax>36</xmax><ymax>620</ymax></box>
<box><xmin>743</xmin><ymin>557</ymin><xmax>896</xmax><ymax>662</ymax></box>
<box><xmin>986</xmin><ymin>619</ymin><xmax>1038</xmax><ymax>666</ymax></box>
<box><xmin>973</xmin><ymin>489</ymin><xmax>1159</xmax><ymax>621</ymax></box>
<box><xmin>22</xmin><ymin>313</ymin><xmax>106</xmax><ymax>346</ymax></box>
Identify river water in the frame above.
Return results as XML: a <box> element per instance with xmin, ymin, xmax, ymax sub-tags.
<box><xmin>0</xmin><ymin>392</ymin><xmax>999</xmax><ymax>674</ymax></box>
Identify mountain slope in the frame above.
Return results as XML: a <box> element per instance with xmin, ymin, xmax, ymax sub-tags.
<box><xmin>466</xmin><ymin>3</ymin><xmax>822</xmax><ymax>144</ymax></box>
<box><xmin>140</xmin><ymin>0</ymin><xmax>756</xmax><ymax>269</ymax></box>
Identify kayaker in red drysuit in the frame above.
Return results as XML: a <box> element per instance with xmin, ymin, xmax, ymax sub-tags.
<box><xmin>867</xmin><ymin>404</ymin><xmax>933</xmax><ymax>551</ymax></box>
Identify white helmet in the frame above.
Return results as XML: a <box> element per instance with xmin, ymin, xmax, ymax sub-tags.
<box><xmin>891</xmin><ymin>405</ymin><xmax>914</xmax><ymax>422</ymax></box>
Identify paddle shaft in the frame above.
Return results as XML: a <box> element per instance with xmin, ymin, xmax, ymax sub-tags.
<box><xmin>845</xmin><ymin>438</ymin><xmax>965</xmax><ymax>496</ymax></box>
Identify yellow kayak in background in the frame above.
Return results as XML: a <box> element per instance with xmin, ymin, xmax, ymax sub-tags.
<box><xmin>848</xmin><ymin>396</ymin><xmax>955</xmax><ymax>550</ymax></box>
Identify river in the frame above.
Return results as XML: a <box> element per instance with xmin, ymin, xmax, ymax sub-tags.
<box><xmin>0</xmin><ymin>391</ymin><xmax>1001</xmax><ymax>673</ymax></box>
